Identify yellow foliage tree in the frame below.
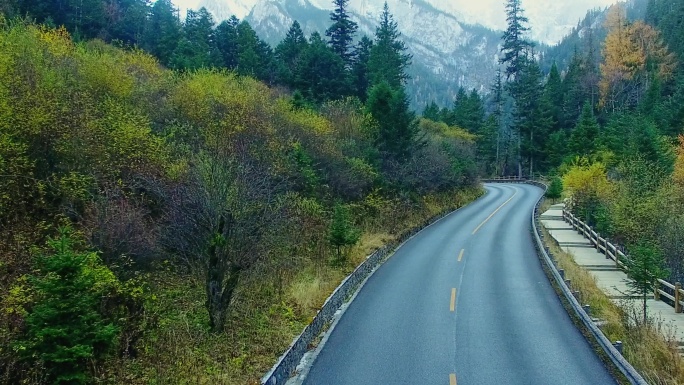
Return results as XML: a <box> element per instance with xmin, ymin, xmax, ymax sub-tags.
<box><xmin>672</xmin><ymin>135</ymin><xmax>684</xmax><ymax>188</ymax></box>
<box><xmin>562</xmin><ymin>157</ymin><xmax>614</xmax><ymax>221</ymax></box>
<box><xmin>599</xmin><ymin>5</ymin><xmax>675</xmax><ymax>112</ymax></box>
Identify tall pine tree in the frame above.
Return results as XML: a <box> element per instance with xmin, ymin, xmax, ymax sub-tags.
<box><xmin>276</xmin><ymin>21</ymin><xmax>309</xmax><ymax>88</ymax></box>
<box><xmin>142</xmin><ymin>0</ymin><xmax>181</xmax><ymax>66</ymax></box>
<box><xmin>325</xmin><ymin>0</ymin><xmax>358</xmax><ymax>68</ymax></box>
<box><xmin>351</xmin><ymin>36</ymin><xmax>373</xmax><ymax>100</ymax></box>
<box><xmin>215</xmin><ymin>16</ymin><xmax>240</xmax><ymax>70</ymax></box>
<box><xmin>500</xmin><ymin>0</ymin><xmax>532</xmax><ymax>81</ymax></box>
<box><xmin>367</xmin><ymin>2</ymin><xmax>412</xmax><ymax>89</ymax></box>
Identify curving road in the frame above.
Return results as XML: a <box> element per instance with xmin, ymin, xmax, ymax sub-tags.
<box><xmin>302</xmin><ymin>183</ymin><xmax>616</xmax><ymax>385</ymax></box>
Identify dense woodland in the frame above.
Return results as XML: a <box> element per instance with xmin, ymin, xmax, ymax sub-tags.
<box><xmin>0</xmin><ymin>0</ymin><xmax>481</xmax><ymax>383</ymax></box>
<box><xmin>3</xmin><ymin>0</ymin><xmax>684</xmax><ymax>383</ymax></box>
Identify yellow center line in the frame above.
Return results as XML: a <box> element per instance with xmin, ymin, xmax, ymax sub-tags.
<box><xmin>471</xmin><ymin>187</ymin><xmax>518</xmax><ymax>235</ymax></box>
<box><xmin>450</xmin><ymin>373</ymin><xmax>457</xmax><ymax>385</ymax></box>
<box><xmin>450</xmin><ymin>288</ymin><xmax>457</xmax><ymax>312</ymax></box>
<box><xmin>458</xmin><ymin>248</ymin><xmax>464</xmax><ymax>262</ymax></box>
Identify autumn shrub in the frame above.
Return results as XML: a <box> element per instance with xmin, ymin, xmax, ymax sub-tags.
<box><xmin>562</xmin><ymin>157</ymin><xmax>615</xmax><ymax>227</ymax></box>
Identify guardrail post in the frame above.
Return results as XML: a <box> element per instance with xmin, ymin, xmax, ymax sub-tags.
<box><xmin>613</xmin><ymin>341</ymin><xmax>623</xmax><ymax>354</ymax></box>
<box><xmin>654</xmin><ymin>283</ymin><xmax>660</xmax><ymax>301</ymax></box>
<box><xmin>676</xmin><ymin>282</ymin><xmax>682</xmax><ymax>313</ymax></box>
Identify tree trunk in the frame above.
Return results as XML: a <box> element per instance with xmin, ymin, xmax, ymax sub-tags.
<box><xmin>643</xmin><ymin>292</ymin><xmax>647</xmax><ymax>325</ymax></box>
<box><xmin>517</xmin><ymin>134</ymin><xmax>522</xmax><ymax>178</ymax></box>
<box><xmin>205</xmin><ymin>214</ymin><xmax>239</xmax><ymax>332</ymax></box>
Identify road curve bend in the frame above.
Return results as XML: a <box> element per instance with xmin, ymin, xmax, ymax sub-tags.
<box><xmin>302</xmin><ymin>183</ymin><xmax>616</xmax><ymax>385</ymax></box>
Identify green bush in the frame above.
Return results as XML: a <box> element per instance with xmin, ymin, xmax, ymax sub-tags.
<box><xmin>19</xmin><ymin>228</ymin><xmax>120</xmax><ymax>384</ymax></box>
<box><xmin>545</xmin><ymin>176</ymin><xmax>563</xmax><ymax>202</ymax></box>
<box><xmin>328</xmin><ymin>202</ymin><xmax>360</xmax><ymax>263</ymax></box>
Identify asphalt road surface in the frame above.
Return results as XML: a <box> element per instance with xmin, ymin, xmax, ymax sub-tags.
<box><xmin>302</xmin><ymin>183</ymin><xmax>617</xmax><ymax>385</ymax></box>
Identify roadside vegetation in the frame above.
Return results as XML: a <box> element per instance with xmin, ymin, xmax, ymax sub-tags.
<box><xmin>0</xmin><ymin>13</ymin><xmax>481</xmax><ymax>384</ymax></box>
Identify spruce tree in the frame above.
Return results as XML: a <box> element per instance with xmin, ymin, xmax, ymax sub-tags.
<box><xmin>142</xmin><ymin>0</ymin><xmax>181</xmax><ymax>66</ymax></box>
<box><xmin>21</xmin><ymin>229</ymin><xmax>119</xmax><ymax>384</ymax></box>
<box><xmin>561</xmin><ymin>51</ymin><xmax>586</xmax><ymax>131</ymax></box>
<box><xmin>545</xmin><ymin>62</ymin><xmax>563</xmax><ymax>131</ymax></box>
<box><xmin>351</xmin><ymin>36</ymin><xmax>373</xmax><ymax>100</ymax></box>
<box><xmin>569</xmin><ymin>103</ymin><xmax>599</xmax><ymax>157</ymax></box>
<box><xmin>625</xmin><ymin>243</ymin><xmax>668</xmax><ymax>324</ymax></box>
<box><xmin>422</xmin><ymin>101</ymin><xmax>441</xmax><ymax>121</ymax></box>
<box><xmin>294</xmin><ymin>32</ymin><xmax>350</xmax><ymax>103</ymax></box>
<box><xmin>328</xmin><ymin>202</ymin><xmax>360</xmax><ymax>263</ymax></box>
<box><xmin>326</xmin><ymin>0</ymin><xmax>358</xmax><ymax>68</ymax></box>
<box><xmin>236</xmin><ymin>21</ymin><xmax>273</xmax><ymax>81</ymax></box>
<box><xmin>215</xmin><ymin>16</ymin><xmax>240</xmax><ymax>70</ymax></box>
<box><xmin>500</xmin><ymin>0</ymin><xmax>532</xmax><ymax>81</ymax></box>
<box><xmin>367</xmin><ymin>2</ymin><xmax>412</xmax><ymax>89</ymax></box>
<box><xmin>276</xmin><ymin>21</ymin><xmax>309</xmax><ymax>88</ymax></box>
<box><xmin>367</xmin><ymin>81</ymin><xmax>418</xmax><ymax>160</ymax></box>
<box><xmin>170</xmin><ymin>8</ymin><xmax>218</xmax><ymax>70</ymax></box>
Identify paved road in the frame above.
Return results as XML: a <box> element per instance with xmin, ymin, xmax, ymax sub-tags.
<box><xmin>303</xmin><ymin>183</ymin><xmax>616</xmax><ymax>385</ymax></box>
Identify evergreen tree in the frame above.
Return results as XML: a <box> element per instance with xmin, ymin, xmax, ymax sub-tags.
<box><xmin>625</xmin><ymin>243</ymin><xmax>668</xmax><ymax>324</ymax></box>
<box><xmin>351</xmin><ymin>35</ymin><xmax>373</xmax><ymax>100</ymax></box>
<box><xmin>276</xmin><ymin>21</ymin><xmax>309</xmax><ymax>88</ymax></box>
<box><xmin>294</xmin><ymin>32</ymin><xmax>350</xmax><ymax>103</ymax></box>
<box><xmin>367</xmin><ymin>2</ymin><xmax>412</xmax><ymax>89</ymax></box>
<box><xmin>490</xmin><ymin>68</ymin><xmax>506</xmax><ymax>175</ymax></box>
<box><xmin>561</xmin><ymin>51</ymin><xmax>586</xmax><ymax>127</ymax></box>
<box><xmin>215</xmin><ymin>16</ymin><xmax>240</xmax><ymax>70</ymax></box>
<box><xmin>422</xmin><ymin>101</ymin><xmax>440</xmax><ymax>121</ymax></box>
<box><xmin>170</xmin><ymin>8</ymin><xmax>218</xmax><ymax>70</ymax></box>
<box><xmin>19</xmin><ymin>0</ymin><xmax>106</xmax><ymax>39</ymax></box>
<box><xmin>142</xmin><ymin>0</ymin><xmax>181</xmax><ymax>66</ymax></box>
<box><xmin>500</xmin><ymin>0</ymin><xmax>532</xmax><ymax>81</ymax></box>
<box><xmin>545</xmin><ymin>62</ymin><xmax>564</xmax><ymax>131</ymax></box>
<box><xmin>452</xmin><ymin>88</ymin><xmax>484</xmax><ymax>133</ymax></box>
<box><xmin>569</xmin><ymin>103</ymin><xmax>599</xmax><ymax>157</ymax></box>
<box><xmin>327</xmin><ymin>202</ymin><xmax>360</xmax><ymax>263</ymax></box>
<box><xmin>236</xmin><ymin>21</ymin><xmax>273</xmax><ymax>81</ymax></box>
<box><xmin>21</xmin><ymin>229</ymin><xmax>120</xmax><ymax>384</ymax></box>
<box><xmin>546</xmin><ymin>176</ymin><xmax>563</xmax><ymax>203</ymax></box>
<box><xmin>367</xmin><ymin>81</ymin><xmax>418</xmax><ymax>160</ymax></box>
<box><xmin>514</xmin><ymin>56</ymin><xmax>551</xmax><ymax>175</ymax></box>
<box><xmin>103</xmin><ymin>0</ymin><xmax>149</xmax><ymax>45</ymax></box>
<box><xmin>325</xmin><ymin>0</ymin><xmax>358</xmax><ymax>68</ymax></box>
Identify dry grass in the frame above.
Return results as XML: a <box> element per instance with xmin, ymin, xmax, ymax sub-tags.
<box><xmin>108</xmin><ymin>187</ymin><xmax>484</xmax><ymax>385</ymax></box>
<box><xmin>542</xmin><ymin>226</ymin><xmax>684</xmax><ymax>385</ymax></box>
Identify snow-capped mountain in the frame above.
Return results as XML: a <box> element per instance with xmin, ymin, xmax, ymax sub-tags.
<box><xmin>175</xmin><ymin>0</ymin><xmax>618</xmax><ymax>107</ymax></box>
<box><xmin>246</xmin><ymin>0</ymin><xmax>504</xmax><ymax>107</ymax></box>
<box><xmin>189</xmin><ymin>0</ymin><xmax>618</xmax><ymax>44</ymax></box>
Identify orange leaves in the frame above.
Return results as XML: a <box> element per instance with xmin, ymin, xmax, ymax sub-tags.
<box><xmin>599</xmin><ymin>5</ymin><xmax>675</xmax><ymax>111</ymax></box>
<box><xmin>672</xmin><ymin>135</ymin><xmax>684</xmax><ymax>189</ymax></box>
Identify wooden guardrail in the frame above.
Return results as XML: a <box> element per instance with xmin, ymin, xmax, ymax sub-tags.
<box><xmin>562</xmin><ymin>209</ymin><xmax>683</xmax><ymax>314</ymax></box>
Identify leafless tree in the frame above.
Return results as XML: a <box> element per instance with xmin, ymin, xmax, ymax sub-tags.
<box><xmin>163</xmin><ymin>133</ymin><xmax>288</xmax><ymax>331</ymax></box>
